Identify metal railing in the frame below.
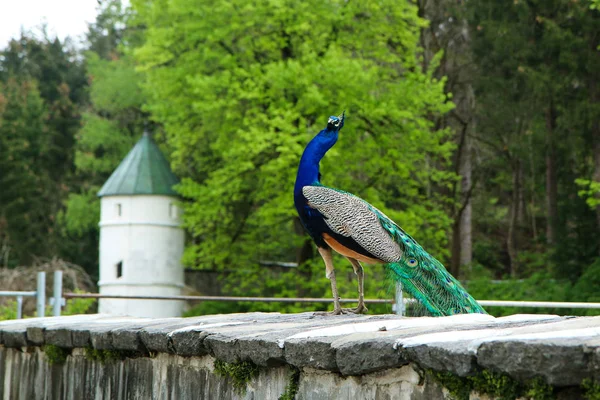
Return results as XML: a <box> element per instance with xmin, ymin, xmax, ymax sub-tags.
<box><xmin>0</xmin><ymin>271</ymin><xmax>64</xmax><ymax>319</ymax></box>
<box><xmin>4</xmin><ymin>270</ymin><xmax>600</xmax><ymax>319</ymax></box>
<box><xmin>63</xmin><ymin>291</ymin><xmax>600</xmax><ymax>316</ymax></box>
<box><xmin>477</xmin><ymin>300</ymin><xmax>600</xmax><ymax>309</ymax></box>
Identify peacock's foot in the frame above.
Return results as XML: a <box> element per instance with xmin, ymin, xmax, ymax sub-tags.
<box><xmin>342</xmin><ymin>304</ymin><xmax>369</xmax><ymax>314</ymax></box>
<box><xmin>314</xmin><ymin>307</ymin><xmax>346</xmax><ymax>316</ymax></box>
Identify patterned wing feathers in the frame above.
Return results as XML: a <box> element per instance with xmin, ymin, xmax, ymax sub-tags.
<box><xmin>302</xmin><ymin>186</ymin><xmax>403</xmax><ymax>263</ymax></box>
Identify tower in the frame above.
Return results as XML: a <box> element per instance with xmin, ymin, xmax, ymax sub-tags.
<box><xmin>97</xmin><ymin>132</ymin><xmax>184</xmax><ymax>318</ymax></box>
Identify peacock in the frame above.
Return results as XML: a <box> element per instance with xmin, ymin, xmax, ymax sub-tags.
<box><xmin>293</xmin><ymin>111</ymin><xmax>486</xmax><ymax>316</ymax></box>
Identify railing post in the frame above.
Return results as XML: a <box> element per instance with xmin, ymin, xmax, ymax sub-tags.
<box><xmin>16</xmin><ymin>295</ymin><xmax>23</xmax><ymax>319</ymax></box>
<box><xmin>394</xmin><ymin>282</ymin><xmax>404</xmax><ymax>316</ymax></box>
<box><xmin>36</xmin><ymin>272</ymin><xmax>46</xmax><ymax>317</ymax></box>
<box><xmin>52</xmin><ymin>270</ymin><xmax>63</xmax><ymax>317</ymax></box>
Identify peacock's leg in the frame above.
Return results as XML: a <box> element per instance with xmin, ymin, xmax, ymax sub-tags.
<box><xmin>345</xmin><ymin>257</ymin><xmax>368</xmax><ymax>314</ymax></box>
<box><xmin>315</xmin><ymin>247</ymin><xmax>344</xmax><ymax>315</ymax></box>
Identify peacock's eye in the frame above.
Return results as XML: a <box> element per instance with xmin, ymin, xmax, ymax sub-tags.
<box><xmin>407</xmin><ymin>259</ymin><xmax>417</xmax><ymax>267</ymax></box>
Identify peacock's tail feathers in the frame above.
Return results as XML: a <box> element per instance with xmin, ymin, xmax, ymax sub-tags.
<box><xmin>385</xmin><ymin>254</ymin><xmax>486</xmax><ymax>316</ymax></box>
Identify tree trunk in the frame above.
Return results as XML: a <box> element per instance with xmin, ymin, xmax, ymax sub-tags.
<box><xmin>451</xmin><ymin>220</ymin><xmax>460</xmax><ymax>277</ymax></box>
<box><xmin>528</xmin><ymin>134</ymin><xmax>538</xmax><ymax>241</ymax></box>
<box><xmin>507</xmin><ymin>161</ymin><xmax>521</xmax><ymax>278</ymax></box>
<box><xmin>591</xmin><ymin>79</ymin><xmax>600</xmax><ymax>250</ymax></box>
<box><xmin>593</xmin><ymin>126</ymin><xmax>600</xmax><ymax>244</ymax></box>
<box><xmin>417</xmin><ymin>0</ymin><xmax>475</xmax><ymax>277</ymax></box>
<box><xmin>450</xmin><ymin>122</ymin><xmax>474</xmax><ymax>276</ymax></box>
<box><xmin>545</xmin><ymin>101</ymin><xmax>558</xmax><ymax>246</ymax></box>
<box><xmin>517</xmin><ymin>164</ymin><xmax>525</xmax><ymax>226</ymax></box>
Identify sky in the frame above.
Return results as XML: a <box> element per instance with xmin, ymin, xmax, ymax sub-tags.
<box><xmin>0</xmin><ymin>0</ymin><xmax>99</xmax><ymax>48</ymax></box>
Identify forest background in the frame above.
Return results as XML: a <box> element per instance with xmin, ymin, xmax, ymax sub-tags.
<box><xmin>0</xmin><ymin>0</ymin><xmax>598</xmax><ymax>317</ymax></box>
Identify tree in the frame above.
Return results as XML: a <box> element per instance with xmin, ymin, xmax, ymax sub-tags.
<box><xmin>467</xmin><ymin>0</ymin><xmax>599</xmax><ymax>279</ymax></box>
<box><xmin>60</xmin><ymin>0</ymin><xmax>148</xmax><ymax>276</ymax></box>
<box><xmin>418</xmin><ymin>0</ymin><xmax>478</xmax><ymax>278</ymax></box>
<box><xmin>133</xmin><ymin>0</ymin><xmax>455</xmax><ymax>287</ymax></box>
<box><xmin>0</xmin><ymin>31</ymin><xmax>88</xmax><ymax>266</ymax></box>
<box><xmin>0</xmin><ymin>79</ymin><xmax>51</xmax><ymax>265</ymax></box>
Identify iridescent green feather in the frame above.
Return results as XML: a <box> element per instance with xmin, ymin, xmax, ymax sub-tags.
<box><xmin>371</xmin><ymin>207</ymin><xmax>486</xmax><ymax>316</ymax></box>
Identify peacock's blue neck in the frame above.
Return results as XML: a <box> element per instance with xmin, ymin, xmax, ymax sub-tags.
<box><xmin>294</xmin><ymin>129</ymin><xmax>338</xmax><ymax>197</ymax></box>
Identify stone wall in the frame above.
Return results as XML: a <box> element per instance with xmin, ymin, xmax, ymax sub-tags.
<box><xmin>1</xmin><ymin>312</ymin><xmax>600</xmax><ymax>399</ymax></box>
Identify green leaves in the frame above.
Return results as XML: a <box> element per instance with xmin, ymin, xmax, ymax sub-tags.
<box><xmin>575</xmin><ymin>179</ymin><xmax>600</xmax><ymax>210</ymax></box>
<box><xmin>132</xmin><ymin>0</ymin><xmax>456</xmax><ymax>278</ymax></box>
<box><xmin>87</xmin><ymin>52</ymin><xmax>145</xmax><ymax>113</ymax></box>
<box><xmin>0</xmin><ymin>79</ymin><xmax>55</xmax><ymax>265</ymax></box>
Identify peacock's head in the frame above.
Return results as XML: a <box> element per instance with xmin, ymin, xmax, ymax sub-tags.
<box><xmin>327</xmin><ymin>110</ymin><xmax>345</xmax><ymax>132</ymax></box>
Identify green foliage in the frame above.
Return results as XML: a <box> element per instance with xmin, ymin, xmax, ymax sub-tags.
<box><xmin>582</xmin><ymin>379</ymin><xmax>600</xmax><ymax>400</ymax></box>
<box><xmin>465</xmin><ymin>267</ymin><xmax>575</xmax><ymax>317</ymax></box>
<box><xmin>59</xmin><ymin>190</ymin><xmax>100</xmax><ymax>238</ymax></box>
<box><xmin>132</xmin><ymin>0</ymin><xmax>455</xmax><ymax>273</ymax></box>
<box><xmin>0</xmin><ymin>32</ymin><xmax>89</xmax><ymax>267</ymax></box>
<box><xmin>62</xmin><ymin>294</ymin><xmax>96</xmax><ymax>316</ymax></box>
<box><xmin>44</xmin><ymin>344</ymin><xmax>70</xmax><ymax>365</ymax></box>
<box><xmin>61</xmin><ymin>0</ymin><xmax>149</xmax><ymax>276</ymax></box>
<box><xmin>576</xmin><ymin>179</ymin><xmax>600</xmax><ymax>210</ymax></box>
<box><xmin>427</xmin><ymin>369</ymin><xmax>554</xmax><ymax>400</ymax></box>
<box><xmin>279</xmin><ymin>367</ymin><xmax>300</xmax><ymax>400</ymax></box>
<box><xmin>184</xmin><ymin>260</ymin><xmax>394</xmax><ymax>315</ymax></box>
<box><xmin>0</xmin><ymin>79</ymin><xmax>52</xmax><ymax>265</ymax></box>
<box><xmin>85</xmin><ymin>0</ymin><xmax>133</xmax><ymax>59</ymax></box>
<box><xmin>84</xmin><ymin>346</ymin><xmax>141</xmax><ymax>363</ymax></box>
<box><xmin>0</xmin><ymin>293</ymin><xmax>94</xmax><ymax>322</ymax></box>
<box><xmin>0</xmin><ymin>300</ymin><xmax>18</xmax><ymax>321</ymax></box>
<box><xmin>524</xmin><ymin>377</ymin><xmax>556</xmax><ymax>400</ymax></box>
<box><xmin>428</xmin><ymin>370</ymin><xmax>472</xmax><ymax>400</ymax></box>
<box><xmin>465</xmin><ymin>261</ymin><xmax>600</xmax><ymax>317</ymax></box>
<box><xmin>86</xmin><ymin>52</ymin><xmax>145</xmax><ymax>113</ymax></box>
<box><xmin>466</xmin><ymin>0</ymin><xmax>600</xmax><ymax>280</ymax></box>
<box><xmin>213</xmin><ymin>359</ymin><xmax>259</xmax><ymax>394</ymax></box>
<box><xmin>571</xmin><ymin>258</ymin><xmax>600</xmax><ymax>315</ymax></box>
<box><xmin>470</xmin><ymin>370</ymin><xmax>520</xmax><ymax>400</ymax></box>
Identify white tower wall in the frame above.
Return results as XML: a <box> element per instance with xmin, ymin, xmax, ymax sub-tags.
<box><xmin>98</xmin><ymin>195</ymin><xmax>184</xmax><ymax>318</ymax></box>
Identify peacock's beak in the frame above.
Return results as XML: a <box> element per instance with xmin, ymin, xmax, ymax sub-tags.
<box><xmin>338</xmin><ymin>110</ymin><xmax>345</xmax><ymax>129</ymax></box>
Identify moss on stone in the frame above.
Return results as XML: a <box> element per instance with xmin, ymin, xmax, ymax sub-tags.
<box><xmin>470</xmin><ymin>369</ymin><xmax>520</xmax><ymax>400</ymax></box>
<box><xmin>43</xmin><ymin>344</ymin><xmax>70</xmax><ymax>365</ymax></box>
<box><xmin>213</xmin><ymin>359</ymin><xmax>259</xmax><ymax>394</ymax></box>
<box><xmin>427</xmin><ymin>370</ymin><xmax>472</xmax><ymax>400</ymax></box>
<box><xmin>279</xmin><ymin>366</ymin><xmax>300</xmax><ymax>400</ymax></box>
<box><xmin>583</xmin><ymin>379</ymin><xmax>600</xmax><ymax>400</ymax></box>
<box><xmin>523</xmin><ymin>376</ymin><xmax>555</xmax><ymax>400</ymax></box>
<box><xmin>84</xmin><ymin>346</ymin><xmax>140</xmax><ymax>363</ymax></box>
<box><xmin>427</xmin><ymin>369</ymin><xmax>555</xmax><ymax>400</ymax></box>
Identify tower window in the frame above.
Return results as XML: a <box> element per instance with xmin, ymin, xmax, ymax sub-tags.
<box><xmin>169</xmin><ymin>203</ymin><xmax>177</xmax><ymax>219</ymax></box>
<box><xmin>115</xmin><ymin>203</ymin><xmax>122</xmax><ymax>217</ymax></box>
<box><xmin>116</xmin><ymin>261</ymin><xmax>123</xmax><ymax>278</ymax></box>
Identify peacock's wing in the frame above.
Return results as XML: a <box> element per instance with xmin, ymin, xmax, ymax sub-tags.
<box><xmin>302</xmin><ymin>185</ymin><xmax>404</xmax><ymax>262</ymax></box>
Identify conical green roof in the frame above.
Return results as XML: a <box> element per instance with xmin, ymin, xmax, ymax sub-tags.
<box><xmin>98</xmin><ymin>133</ymin><xmax>179</xmax><ymax>197</ymax></box>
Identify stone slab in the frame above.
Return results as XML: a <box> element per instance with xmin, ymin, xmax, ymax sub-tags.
<box><xmin>393</xmin><ymin>315</ymin><xmax>568</xmax><ymax>377</ymax></box>
<box><xmin>26</xmin><ymin>315</ymin><xmax>110</xmax><ymax>347</ymax></box>
<box><xmin>333</xmin><ymin>331</ymin><xmax>409</xmax><ymax>376</ymax></box>
<box><xmin>139</xmin><ymin>320</ymin><xmax>198</xmax><ymax>354</ymax></box>
<box><xmin>475</xmin><ymin>319</ymin><xmax>600</xmax><ymax>386</ymax></box>
<box><xmin>1</xmin><ymin>311</ymin><xmax>599</xmax><ymax>386</ymax></box>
